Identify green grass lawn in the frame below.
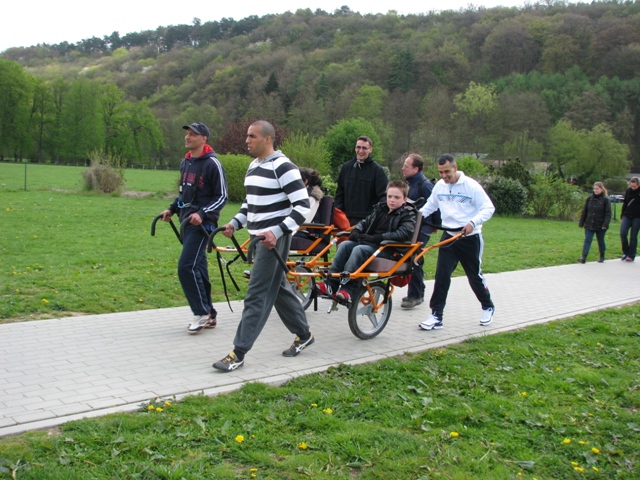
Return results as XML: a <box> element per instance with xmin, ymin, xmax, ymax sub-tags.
<box><xmin>0</xmin><ymin>307</ymin><xmax>638</xmax><ymax>479</ymax></box>
<box><xmin>0</xmin><ymin>164</ymin><xmax>638</xmax><ymax>479</ymax></box>
<box><xmin>0</xmin><ymin>162</ymin><xmax>628</xmax><ymax>322</ymax></box>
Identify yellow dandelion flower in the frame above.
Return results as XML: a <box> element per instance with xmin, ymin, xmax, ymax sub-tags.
<box><xmin>147</xmin><ymin>405</ymin><xmax>154</xmax><ymax>411</ymax></box>
<box><xmin>323</xmin><ymin>408</ymin><xmax>333</xmax><ymax>414</ymax></box>
<box><xmin>146</xmin><ymin>271</ymin><xmax>150</xmax><ymax>275</ymax></box>
<box><xmin>138</xmin><ymin>298</ymin><xmax>143</xmax><ymax>302</ymax></box>
<box><xmin>41</xmin><ymin>298</ymin><xmax>49</xmax><ymax>304</ymax></box>
<box><xmin>562</xmin><ymin>438</ymin><xmax>572</xmax><ymax>444</ymax></box>
<box><xmin>33</xmin><ymin>235</ymin><xmax>38</xmax><ymax>239</ymax></box>
<box><xmin>579</xmin><ymin>441</ymin><xmax>588</xmax><ymax>445</ymax></box>
<box><xmin>298</xmin><ymin>442</ymin><xmax>308</xmax><ymax>450</ymax></box>
<box><xmin>311</xmin><ymin>403</ymin><xmax>318</xmax><ymax>408</ymax></box>
<box><xmin>597</xmin><ymin>342</ymin><xmax>602</xmax><ymax>347</ymax></box>
<box><xmin>250</xmin><ymin>468</ymin><xmax>258</xmax><ymax>472</ymax></box>
<box><xmin>450</xmin><ymin>432</ymin><xmax>460</xmax><ymax>437</ymax></box>
<box><xmin>235</xmin><ymin>435</ymin><xmax>245</xmax><ymax>443</ymax></box>
<box><xmin>520</xmin><ymin>392</ymin><xmax>527</xmax><ymax>397</ymax></box>
<box><xmin>164</xmin><ymin>401</ymin><xmax>172</xmax><ymax>406</ymax></box>
<box><xmin>155</xmin><ymin>407</ymin><xmax>163</xmax><ymax>412</ymax></box>
<box><xmin>574</xmin><ymin>467</ymin><xmax>584</xmax><ymax>472</ymax></box>
<box><xmin>571</xmin><ymin>461</ymin><xmax>579</xmax><ymax>466</ymax></box>
<box><xmin>593</xmin><ymin>467</ymin><xmax>599</xmax><ymax>472</ymax></box>
<box><xmin>591</xmin><ymin>447</ymin><xmax>600</xmax><ymax>454</ymax></box>
<box><xmin>251</xmin><ymin>475</ymin><xmax>256</xmax><ymax>479</ymax></box>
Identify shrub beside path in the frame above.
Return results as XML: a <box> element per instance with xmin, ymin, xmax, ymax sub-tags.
<box><xmin>1</xmin><ymin>260</ymin><xmax>639</xmax><ymax>437</ymax></box>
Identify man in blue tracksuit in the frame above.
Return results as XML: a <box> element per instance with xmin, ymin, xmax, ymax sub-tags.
<box><xmin>160</xmin><ymin>122</ymin><xmax>228</xmax><ymax>334</ymax></box>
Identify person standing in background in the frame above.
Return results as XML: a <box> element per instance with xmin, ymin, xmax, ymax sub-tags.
<box><xmin>620</xmin><ymin>177</ymin><xmax>640</xmax><ymax>262</ymax></box>
<box><xmin>334</xmin><ymin>136</ymin><xmax>388</xmax><ymax>226</ymax></box>
<box><xmin>577</xmin><ymin>182</ymin><xmax>611</xmax><ymax>264</ymax></box>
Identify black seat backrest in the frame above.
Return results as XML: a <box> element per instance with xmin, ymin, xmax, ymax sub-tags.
<box><xmin>312</xmin><ymin>195</ymin><xmax>334</xmax><ymax>226</ymax></box>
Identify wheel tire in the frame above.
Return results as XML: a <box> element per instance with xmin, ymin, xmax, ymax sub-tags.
<box><xmin>288</xmin><ymin>265</ymin><xmax>315</xmax><ymax>310</ymax></box>
<box><xmin>347</xmin><ymin>282</ymin><xmax>392</xmax><ymax>339</ymax></box>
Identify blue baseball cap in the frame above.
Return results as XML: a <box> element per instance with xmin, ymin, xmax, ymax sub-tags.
<box><xmin>182</xmin><ymin>122</ymin><xmax>210</xmax><ymax>140</ymax></box>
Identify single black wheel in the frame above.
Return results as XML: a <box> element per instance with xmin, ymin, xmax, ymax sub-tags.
<box><xmin>347</xmin><ymin>281</ymin><xmax>392</xmax><ymax>339</ymax></box>
<box><xmin>288</xmin><ymin>265</ymin><xmax>315</xmax><ymax>310</ymax></box>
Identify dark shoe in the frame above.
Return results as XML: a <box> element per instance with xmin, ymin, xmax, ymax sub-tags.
<box><xmin>621</xmin><ymin>254</ymin><xmax>628</xmax><ymax>261</ymax></box>
<box><xmin>335</xmin><ymin>289</ymin><xmax>351</xmax><ymax>304</ymax></box>
<box><xmin>212</xmin><ymin>352</ymin><xmax>244</xmax><ymax>372</ymax></box>
<box><xmin>577</xmin><ymin>256</ymin><xmax>586</xmax><ymax>264</ymax></box>
<box><xmin>243</xmin><ymin>270</ymin><xmax>251</xmax><ymax>279</ymax></box>
<box><xmin>598</xmin><ymin>255</ymin><xmax>604</xmax><ymax>263</ymax></box>
<box><xmin>401</xmin><ymin>297</ymin><xmax>423</xmax><ymax>309</ymax></box>
<box><xmin>282</xmin><ymin>334</ymin><xmax>315</xmax><ymax>357</ymax></box>
<box><xmin>401</xmin><ymin>296</ymin><xmax>410</xmax><ymax>302</ymax></box>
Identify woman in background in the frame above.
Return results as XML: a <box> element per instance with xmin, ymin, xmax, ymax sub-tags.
<box><xmin>578</xmin><ymin>181</ymin><xmax>611</xmax><ymax>264</ymax></box>
<box><xmin>620</xmin><ymin>177</ymin><xmax>640</xmax><ymax>262</ymax></box>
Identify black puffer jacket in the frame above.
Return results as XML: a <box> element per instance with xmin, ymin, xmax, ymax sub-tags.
<box><xmin>579</xmin><ymin>193</ymin><xmax>611</xmax><ymax>230</ymax></box>
<box><xmin>351</xmin><ymin>201</ymin><xmax>417</xmax><ymax>243</ymax></box>
<box><xmin>621</xmin><ymin>186</ymin><xmax>640</xmax><ymax>219</ymax></box>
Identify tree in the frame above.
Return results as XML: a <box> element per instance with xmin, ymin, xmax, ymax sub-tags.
<box><xmin>0</xmin><ymin>60</ymin><xmax>32</xmax><ymax>161</ymax></box>
<box><xmin>325</xmin><ymin>118</ymin><xmax>382</xmax><ymax>175</ymax></box>
<box><xmin>280</xmin><ymin>132</ymin><xmax>331</xmax><ymax>175</ymax></box>
<box><xmin>569</xmin><ymin>123</ymin><xmax>630</xmax><ymax>183</ymax></box>
<box><xmin>548</xmin><ymin>120</ymin><xmax>583</xmax><ymax>180</ymax></box>
<box><xmin>387</xmin><ymin>49</ymin><xmax>417</xmax><ymax>92</ymax></box>
<box><xmin>453</xmin><ymin>82</ymin><xmax>497</xmax><ymax>156</ymax></box>
<box><xmin>60</xmin><ymin>78</ymin><xmax>103</xmax><ymax>162</ymax></box>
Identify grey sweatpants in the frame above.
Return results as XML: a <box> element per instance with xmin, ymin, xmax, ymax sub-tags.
<box><xmin>233</xmin><ymin>233</ymin><xmax>310</xmax><ymax>354</ymax></box>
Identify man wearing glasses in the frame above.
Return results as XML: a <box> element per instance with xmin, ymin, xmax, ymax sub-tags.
<box><xmin>335</xmin><ymin>136</ymin><xmax>388</xmax><ymax>225</ymax></box>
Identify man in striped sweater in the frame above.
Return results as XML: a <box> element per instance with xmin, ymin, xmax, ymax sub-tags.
<box><xmin>213</xmin><ymin>120</ymin><xmax>314</xmax><ymax>372</ymax></box>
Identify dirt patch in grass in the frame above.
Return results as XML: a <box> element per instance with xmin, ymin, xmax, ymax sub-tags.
<box><xmin>0</xmin><ymin>312</ymin><xmax>90</xmax><ymax>325</ymax></box>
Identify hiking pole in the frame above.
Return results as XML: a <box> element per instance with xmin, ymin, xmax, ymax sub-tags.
<box><xmin>247</xmin><ymin>236</ymin><xmax>290</xmax><ymax>275</ymax></box>
<box><xmin>151</xmin><ymin>214</ymin><xmax>181</xmax><ymax>244</ymax></box>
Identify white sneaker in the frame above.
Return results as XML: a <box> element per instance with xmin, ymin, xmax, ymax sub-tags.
<box><xmin>188</xmin><ymin>314</ymin><xmax>212</xmax><ymax>335</ymax></box>
<box><xmin>419</xmin><ymin>313</ymin><xmax>443</xmax><ymax>331</ymax></box>
<box><xmin>480</xmin><ymin>307</ymin><xmax>494</xmax><ymax>326</ymax></box>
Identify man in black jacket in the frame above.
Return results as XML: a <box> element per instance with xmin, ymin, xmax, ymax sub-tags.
<box><xmin>335</xmin><ymin>136</ymin><xmax>388</xmax><ymax>225</ymax></box>
<box><xmin>160</xmin><ymin>122</ymin><xmax>228</xmax><ymax>334</ymax></box>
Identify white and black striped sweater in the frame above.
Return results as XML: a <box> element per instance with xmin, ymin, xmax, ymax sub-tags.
<box><xmin>231</xmin><ymin>151</ymin><xmax>310</xmax><ymax>238</ymax></box>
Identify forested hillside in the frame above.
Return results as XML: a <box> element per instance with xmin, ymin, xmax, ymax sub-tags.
<box><xmin>2</xmin><ymin>2</ymin><xmax>640</xmax><ymax>177</ymax></box>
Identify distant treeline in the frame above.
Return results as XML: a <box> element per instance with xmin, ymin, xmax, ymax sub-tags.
<box><xmin>1</xmin><ymin>2</ymin><xmax>639</xmax><ymax>176</ymax></box>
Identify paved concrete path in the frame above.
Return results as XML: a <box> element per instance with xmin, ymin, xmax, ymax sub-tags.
<box><xmin>1</xmin><ymin>259</ymin><xmax>639</xmax><ymax>437</ymax></box>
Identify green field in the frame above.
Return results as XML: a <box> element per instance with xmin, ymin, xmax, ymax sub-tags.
<box><xmin>0</xmin><ymin>163</ymin><xmax>627</xmax><ymax>322</ymax></box>
<box><xmin>0</xmin><ymin>163</ymin><xmax>638</xmax><ymax>479</ymax></box>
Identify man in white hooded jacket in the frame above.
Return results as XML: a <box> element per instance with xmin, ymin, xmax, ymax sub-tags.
<box><xmin>418</xmin><ymin>154</ymin><xmax>496</xmax><ymax>330</ymax></box>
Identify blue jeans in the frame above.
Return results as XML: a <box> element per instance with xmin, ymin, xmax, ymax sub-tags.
<box><xmin>327</xmin><ymin>240</ymin><xmax>377</xmax><ymax>294</ymax></box>
<box><xmin>582</xmin><ymin>229</ymin><xmax>606</xmax><ymax>257</ymax></box>
<box><xmin>620</xmin><ymin>216</ymin><xmax>640</xmax><ymax>260</ymax></box>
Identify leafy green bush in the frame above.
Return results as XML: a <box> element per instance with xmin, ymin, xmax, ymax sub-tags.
<box><xmin>219</xmin><ymin>154</ymin><xmax>251</xmax><ymax>203</ymax></box>
<box><xmin>456</xmin><ymin>155</ymin><xmax>489</xmax><ymax>178</ymax></box>
<box><xmin>603</xmin><ymin>177</ymin><xmax>629</xmax><ymax>195</ymax></box>
<box><xmin>82</xmin><ymin>150</ymin><xmax>125</xmax><ymax>194</ymax></box>
<box><xmin>528</xmin><ymin>175</ymin><xmax>583</xmax><ymax>220</ymax></box>
<box><xmin>499</xmin><ymin>157</ymin><xmax>532</xmax><ymax>188</ymax></box>
<box><xmin>325</xmin><ymin>118</ymin><xmax>382</xmax><ymax>175</ymax></box>
<box><xmin>482</xmin><ymin>176</ymin><xmax>528</xmax><ymax>215</ymax></box>
<box><xmin>280</xmin><ymin>132</ymin><xmax>331</xmax><ymax>175</ymax></box>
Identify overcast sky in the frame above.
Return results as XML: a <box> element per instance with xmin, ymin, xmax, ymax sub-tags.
<box><xmin>0</xmin><ymin>0</ymin><xmax>549</xmax><ymax>53</ymax></box>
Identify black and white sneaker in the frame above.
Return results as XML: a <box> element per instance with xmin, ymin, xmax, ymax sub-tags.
<box><xmin>212</xmin><ymin>352</ymin><xmax>244</xmax><ymax>372</ymax></box>
<box><xmin>282</xmin><ymin>334</ymin><xmax>315</xmax><ymax>357</ymax></box>
<box><xmin>480</xmin><ymin>307</ymin><xmax>495</xmax><ymax>326</ymax></box>
<box><xmin>188</xmin><ymin>314</ymin><xmax>213</xmax><ymax>335</ymax></box>
<box><xmin>419</xmin><ymin>313</ymin><xmax>443</xmax><ymax>331</ymax></box>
